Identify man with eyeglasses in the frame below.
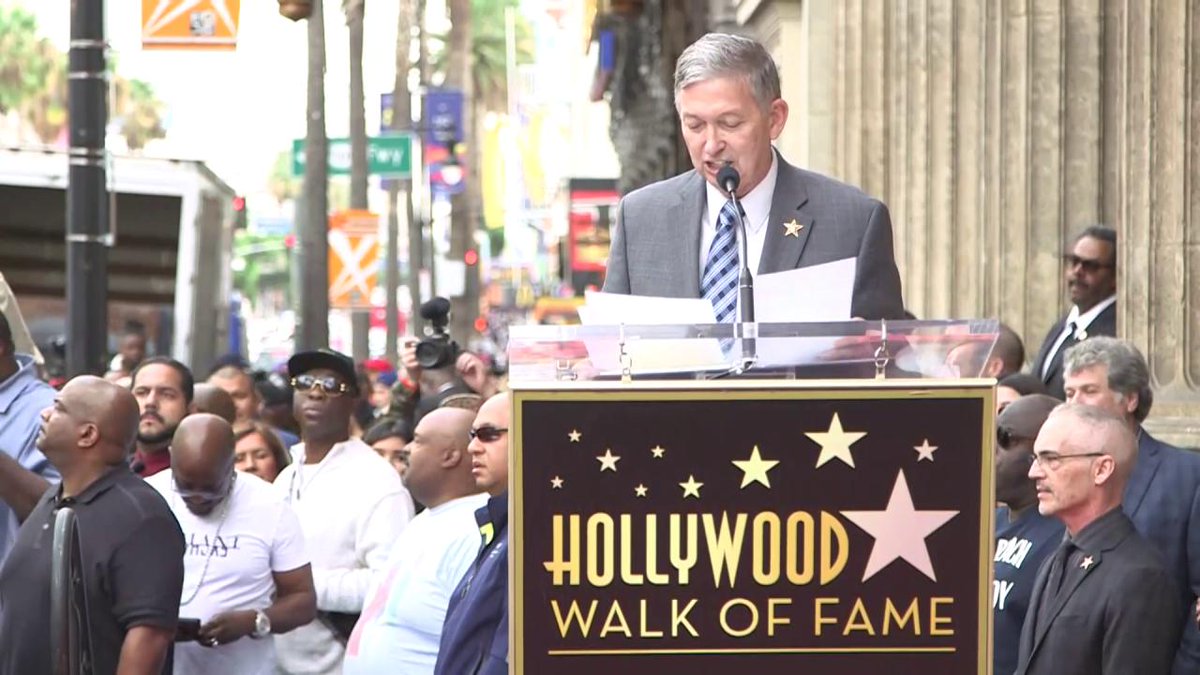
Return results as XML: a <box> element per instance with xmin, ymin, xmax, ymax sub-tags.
<box><xmin>145</xmin><ymin>413</ymin><xmax>316</xmax><ymax>674</ymax></box>
<box><xmin>343</xmin><ymin>407</ymin><xmax>486</xmax><ymax>674</ymax></box>
<box><xmin>1029</xmin><ymin>225</ymin><xmax>1117</xmax><ymax>400</ymax></box>
<box><xmin>1062</xmin><ymin>337</ymin><xmax>1200</xmax><ymax>673</ymax></box>
<box><xmin>272</xmin><ymin>348</ymin><xmax>414</xmax><ymax>675</ymax></box>
<box><xmin>993</xmin><ymin>395</ymin><xmax>1064</xmax><ymax>675</ymax></box>
<box><xmin>434</xmin><ymin>392</ymin><xmax>510</xmax><ymax>675</ymax></box>
<box><xmin>1014</xmin><ymin>403</ymin><xmax>1180</xmax><ymax>675</ymax></box>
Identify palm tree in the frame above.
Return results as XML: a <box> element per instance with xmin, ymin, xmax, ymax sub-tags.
<box><xmin>298</xmin><ymin>0</ymin><xmax>330</xmax><ymax>350</ymax></box>
<box><xmin>114</xmin><ymin>78</ymin><xmax>167</xmax><ymax>152</ymax></box>
<box><xmin>0</xmin><ymin>7</ymin><xmax>51</xmax><ymax>116</ymax></box>
<box><xmin>445</xmin><ymin>0</ymin><xmax>475</xmax><ymax>342</ymax></box>
<box><xmin>345</xmin><ymin>0</ymin><xmax>368</xmax><ymax>210</ymax></box>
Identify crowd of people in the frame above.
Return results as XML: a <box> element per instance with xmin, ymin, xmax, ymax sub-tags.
<box><xmin>0</xmin><ymin>29</ymin><xmax>1196</xmax><ymax>675</ymax></box>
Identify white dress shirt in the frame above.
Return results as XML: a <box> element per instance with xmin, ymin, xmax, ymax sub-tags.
<box><xmin>1040</xmin><ymin>294</ymin><xmax>1117</xmax><ymax>379</ymax></box>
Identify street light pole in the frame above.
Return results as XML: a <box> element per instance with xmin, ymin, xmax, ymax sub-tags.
<box><xmin>66</xmin><ymin>0</ymin><xmax>110</xmax><ymax>376</ymax></box>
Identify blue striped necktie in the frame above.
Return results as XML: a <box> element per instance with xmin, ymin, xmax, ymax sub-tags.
<box><xmin>701</xmin><ymin>200</ymin><xmax>741</xmax><ymax>323</ymax></box>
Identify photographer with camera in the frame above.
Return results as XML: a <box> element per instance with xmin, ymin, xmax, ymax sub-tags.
<box><xmin>395</xmin><ymin>299</ymin><xmax>491</xmax><ymax>426</ymax></box>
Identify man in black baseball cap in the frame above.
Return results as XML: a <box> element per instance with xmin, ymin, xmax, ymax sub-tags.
<box><xmin>286</xmin><ymin>349</ymin><xmax>359</xmax><ymax>396</ymax></box>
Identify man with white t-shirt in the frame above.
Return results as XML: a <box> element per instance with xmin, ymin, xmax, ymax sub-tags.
<box><xmin>146</xmin><ymin>414</ymin><xmax>316</xmax><ymax>675</ymax></box>
<box><xmin>343</xmin><ymin>407</ymin><xmax>486</xmax><ymax>674</ymax></box>
<box><xmin>274</xmin><ymin>349</ymin><xmax>415</xmax><ymax>675</ymax></box>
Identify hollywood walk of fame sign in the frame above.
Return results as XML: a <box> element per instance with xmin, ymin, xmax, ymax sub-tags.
<box><xmin>511</xmin><ymin>380</ymin><xmax>995</xmax><ymax>675</ymax></box>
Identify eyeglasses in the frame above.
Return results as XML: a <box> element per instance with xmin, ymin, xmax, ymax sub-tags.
<box><xmin>996</xmin><ymin>426</ymin><xmax>1033</xmax><ymax>451</ymax></box>
<box><xmin>291</xmin><ymin>374</ymin><xmax>350</xmax><ymax>396</ymax></box>
<box><xmin>1031</xmin><ymin>451</ymin><xmax>1106</xmax><ymax>471</ymax></box>
<box><xmin>1062</xmin><ymin>254</ymin><xmax>1114</xmax><ymax>274</ymax></box>
<box><xmin>469</xmin><ymin>426</ymin><xmax>508</xmax><ymax>442</ymax></box>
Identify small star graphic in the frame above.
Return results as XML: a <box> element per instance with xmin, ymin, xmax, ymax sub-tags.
<box><xmin>784</xmin><ymin>219</ymin><xmax>804</xmax><ymax>237</ymax></box>
<box><xmin>568</xmin><ymin>429</ymin><xmax>582</xmax><ymax>443</ymax></box>
<box><xmin>679</xmin><ymin>475</ymin><xmax>704</xmax><ymax>499</ymax></box>
<box><xmin>1081</xmin><ymin>556</ymin><xmax>1095</xmax><ymax>570</ymax></box>
<box><xmin>914</xmin><ymin>439</ymin><xmax>938</xmax><ymax>462</ymax></box>
<box><xmin>840</xmin><ymin>469</ymin><xmax>959</xmax><ymax>581</ymax></box>
<box><xmin>651</xmin><ymin>445</ymin><xmax>666</xmax><ymax>458</ymax></box>
<box><xmin>550</xmin><ymin>476</ymin><xmax>564</xmax><ymax>489</ymax></box>
<box><xmin>634</xmin><ymin>484</ymin><xmax>648</xmax><ymax>498</ymax></box>
<box><xmin>596</xmin><ymin>449</ymin><xmax>621</xmax><ymax>472</ymax></box>
<box><xmin>806</xmin><ymin>412</ymin><xmax>868</xmax><ymax>468</ymax></box>
<box><xmin>732</xmin><ymin>445</ymin><xmax>780</xmax><ymax>488</ymax></box>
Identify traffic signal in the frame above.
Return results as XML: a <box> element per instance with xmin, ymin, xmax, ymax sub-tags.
<box><xmin>232</xmin><ymin>196</ymin><xmax>248</xmax><ymax>230</ymax></box>
<box><xmin>278</xmin><ymin>1</ymin><xmax>313</xmax><ymax>20</ymax></box>
<box><xmin>464</xmin><ymin>249</ymin><xmax>479</xmax><ymax>266</ymax></box>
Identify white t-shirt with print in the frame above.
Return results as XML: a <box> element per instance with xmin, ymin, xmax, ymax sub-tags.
<box><xmin>147</xmin><ymin>470</ymin><xmax>309</xmax><ymax>675</ymax></box>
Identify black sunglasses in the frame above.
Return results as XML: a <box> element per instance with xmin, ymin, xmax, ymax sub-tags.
<box><xmin>469</xmin><ymin>426</ymin><xmax>508</xmax><ymax>442</ymax></box>
<box><xmin>996</xmin><ymin>425</ymin><xmax>1033</xmax><ymax>451</ymax></box>
<box><xmin>1062</xmin><ymin>253</ymin><xmax>1114</xmax><ymax>274</ymax></box>
<box><xmin>291</xmin><ymin>374</ymin><xmax>350</xmax><ymax>396</ymax></box>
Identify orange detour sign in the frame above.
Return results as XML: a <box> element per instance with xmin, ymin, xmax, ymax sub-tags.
<box><xmin>142</xmin><ymin>0</ymin><xmax>242</xmax><ymax>50</ymax></box>
<box><xmin>328</xmin><ymin>210</ymin><xmax>381</xmax><ymax>309</ymax></box>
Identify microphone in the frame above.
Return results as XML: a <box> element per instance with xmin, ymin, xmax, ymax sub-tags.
<box><xmin>716</xmin><ymin>162</ymin><xmax>756</xmax><ymax>371</ymax></box>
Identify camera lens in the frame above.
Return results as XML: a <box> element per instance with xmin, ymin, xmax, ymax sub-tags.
<box><xmin>415</xmin><ymin>341</ymin><xmax>443</xmax><ymax>369</ymax></box>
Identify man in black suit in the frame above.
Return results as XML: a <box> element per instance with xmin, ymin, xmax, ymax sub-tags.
<box><xmin>1015</xmin><ymin>404</ymin><xmax>1180</xmax><ymax>675</ymax></box>
<box><xmin>1063</xmin><ymin>337</ymin><xmax>1200</xmax><ymax>673</ymax></box>
<box><xmin>1029</xmin><ymin>226</ymin><xmax>1117</xmax><ymax>399</ymax></box>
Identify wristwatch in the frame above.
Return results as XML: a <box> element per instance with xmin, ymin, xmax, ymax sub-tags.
<box><xmin>251</xmin><ymin>610</ymin><xmax>272</xmax><ymax>639</ymax></box>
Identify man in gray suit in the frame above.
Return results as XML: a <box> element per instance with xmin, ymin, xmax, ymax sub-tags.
<box><xmin>1015</xmin><ymin>403</ymin><xmax>1180</xmax><ymax>675</ymax></box>
<box><xmin>602</xmin><ymin>33</ymin><xmax>905</xmax><ymax>321</ymax></box>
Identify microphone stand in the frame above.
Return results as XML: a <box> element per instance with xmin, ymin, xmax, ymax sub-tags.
<box><xmin>709</xmin><ymin>179</ymin><xmax>757</xmax><ymax>379</ymax></box>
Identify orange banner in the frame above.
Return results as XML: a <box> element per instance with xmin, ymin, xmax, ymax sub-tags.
<box><xmin>142</xmin><ymin>0</ymin><xmax>241</xmax><ymax>50</ymax></box>
<box><xmin>328</xmin><ymin>211</ymin><xmax>380</xmax><ymax>309</ymax></box>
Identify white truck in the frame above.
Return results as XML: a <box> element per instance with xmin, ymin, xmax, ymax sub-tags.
<box><xmin>0</xmin><ymin>147</ymin><xmax>238</xmax><ymax>376</ymax></box>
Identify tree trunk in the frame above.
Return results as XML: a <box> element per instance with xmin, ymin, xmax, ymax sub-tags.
<box><xmin>298</xmin><ymin>0</ymin><xmax>329</xmax><ymax>351</ymax></box>
<box><xmin>345</xmin><ymin>0</ymin><xmax>370</xmax><ymax>361</ymax></box>
<box><xmin>387</xmin><ymin>0</ymin><xmax>415</xmax><ymax>359</ymax></box>
<box><xmin>410</xmin><ymin>0</ymin><xmax>430</xmax><ymax>335</ymax></box>
<box><xmin>446</xmin><ymin>0</ymin><xmax>477</xmax><ymax>345</ymax></box>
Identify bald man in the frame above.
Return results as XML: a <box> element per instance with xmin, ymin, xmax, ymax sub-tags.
<box><xmin>146</xmin><ymin>414</ymin><xmax>315</xmax><ymax>675</ymax></box>
<box><xmin>345</xmin><ymin>408</ymin><xmax>486</xmax><ymax>674</ymax></box>
<box><xmin>0</xmin><ymin>376</ymin><xmax>185</xmax><ymax>675</ymax></box>
<box><xmin>191</xmin><ymin>384</ymin><xmax>238</xmax><ymax>426</ymax></box>
<box><xmin>1015</xmin><ymin>404</ymin><xmax>1181</xmax><ymax>675</ymax></box>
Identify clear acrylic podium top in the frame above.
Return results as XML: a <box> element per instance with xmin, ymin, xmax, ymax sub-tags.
<box><xmin>506</xmin><ymin>319</ymin><xmax>1001</xmax><ymax>383</ymax></box>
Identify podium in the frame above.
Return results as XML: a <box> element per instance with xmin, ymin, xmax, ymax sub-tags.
<box><xmin>507</xmin><ymin>320</ymin><xmax>999</xmax><ymax>675</ymax></box>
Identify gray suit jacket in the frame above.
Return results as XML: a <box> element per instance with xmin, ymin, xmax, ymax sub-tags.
<box><xmin>601</xmin><ymin>154</ymin><xmax>905</xmax><ymax>320</ymax></box>
<box><xmin>1014</xmin><ymin>509</ymin><xmax>1181</xmax><ymax>675</ymax></box>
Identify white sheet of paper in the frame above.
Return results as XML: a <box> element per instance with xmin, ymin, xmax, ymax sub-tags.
<box><xmin>751</xmin><ymin>257</ymin><xmax>857</xmax><ymax>367</ymax></box>
<box><xmin>578</xmin><ymin>291</ymin><xmax>727</xmax><ymax>374</ymax></box>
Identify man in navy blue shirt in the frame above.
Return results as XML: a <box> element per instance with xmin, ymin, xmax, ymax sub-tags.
<box><xmin>994</xmin><ymin>395</ymin><xmax>1064</xmax><ymax>675</ymax></box>
<box><xmin>434</xmin><ymin>392</ymin><xmax>509</xmax><ymax>675</ymax></box>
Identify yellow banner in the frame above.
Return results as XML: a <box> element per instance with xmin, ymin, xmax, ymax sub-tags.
<box><xmin>142</xmin><ymin>0</ymin><xmax>241</xmax><ymax>51</ymax></box>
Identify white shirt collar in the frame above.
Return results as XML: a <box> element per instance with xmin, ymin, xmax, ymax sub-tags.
<box><xmin>1066</xmin><ymin>294</ymin><xmax>1117</xmax><ymax>334</ymax></box>
<box><xmin>704</xmin><ymin>151</ymin><xmax>778</xmax><ymax>234</ymax></box>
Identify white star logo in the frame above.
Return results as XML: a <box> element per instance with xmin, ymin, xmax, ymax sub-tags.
<box><xmin>914</xmin><ymin>439</ymin><xmax>938</xmax><ymax>462</ymax></box>
<box><xmin>568</xmin><ymin>429</ymin><xmax>582</xmax><ymax>443</ymax></box>
<box><xmin>596</xmin><ymin>449</ymin><xmax>620</xmax><ymax>472</ymax></box>
<box><xmin>840</xmin><ymin>470</ymin><xmax>959</xmax><ymax>581</ymax></box>
<box><xmin>806</xmin><ymin>413</ymin><xmax>867</xmax><ymax>468</ymax></box>
<box><xmin>550</xmin><ymin>476</ymin><xmax>564</xmax><ymax>489</ymax></box>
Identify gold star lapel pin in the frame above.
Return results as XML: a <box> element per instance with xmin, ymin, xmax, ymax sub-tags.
<box><xmin>1080</xmin><ymin>556</ymin><xmax>1095</xmax><ymax>570</ymax></box>
<box><xmin>784</xmin><ymin>219</ymin><xmax>804</xmax><ymax>237</ymax></box>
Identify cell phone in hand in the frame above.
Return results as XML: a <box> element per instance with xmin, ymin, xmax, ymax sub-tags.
<box><xmin>175</xmin><ymin>618</ymin><xmax>202</xmax><ymax>642</ymax></box>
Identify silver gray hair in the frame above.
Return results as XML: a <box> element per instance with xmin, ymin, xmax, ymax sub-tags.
<box><xmin>674</xmin><ymin>33</ymin><xmax>781</xmax><ymax>111</ymax></box>
<box><xmin>1063</xmin><ymin>337</ymin><xmax>1153</xmax><ymax>422</ymax></box>
<box><xmin>1048</xmin><ymin>402</ymin><xmax>1139</xmax><ymax>477</ymax></box>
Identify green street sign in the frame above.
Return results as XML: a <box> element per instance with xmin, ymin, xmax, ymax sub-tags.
<box><xmin>292</xmin><ymin>134</ymin><xmax>413</xmax><ymax>177</ymax></box>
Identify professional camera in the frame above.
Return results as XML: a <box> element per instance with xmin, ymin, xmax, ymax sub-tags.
<box><xmin>415</xmin><ymin>297</ymin><xmax>459</xmax><ymax>369</ymax></box>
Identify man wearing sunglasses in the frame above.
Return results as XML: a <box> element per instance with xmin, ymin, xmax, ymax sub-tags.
<box><xmin>992</xmin><ymin>395</ymin><xmax>1064</xmax><ymax>675</ymax></box>
<box><xmin>145</xmin><ymin>413</ymin><xmax>316</xmax><ymax>675</ymax></box>
<box><xmin>1015</xmin><ymin>403</ymin><xmax>1179</xmax><ymax>675</ymax></box>
<box><xmin>434</xmin><ymin>392</ymin><xmax>510</xmax><ymax>675</ymax></box>
<box><xmin>1030</xmin><ymin>225</ymin><xmax>1117</xmax><ymax>400</ymax></box>
<box><xmin>1062</xmin><ymin>337</ymin><xmax>1200</xmax><ymax>673</ymax></box>
<box><xmin>272</xmin><ymin>348</ymin><xmax>414</xmax><ymax>675</ymax></box>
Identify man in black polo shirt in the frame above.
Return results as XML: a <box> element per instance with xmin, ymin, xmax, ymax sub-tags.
<box><xmin>0</xmin><ymin>376</ymin><xmax>185</xmax><ymax>674</ymax></box>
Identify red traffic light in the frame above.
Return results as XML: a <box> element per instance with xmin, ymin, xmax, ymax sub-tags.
<box><xmin>474</xmin><ymin>316</ymin><xmax>488</xmax><ymax>333</ymax></box>
<box><xmin>232</xmin><ymin>196</ymin><xmax>246</xmax><ymax>211</ymax></box>
<box><xmin>464</xmin><ymin>249</ymin><xmax>479</xmax><ymax>266</ymax></box>
<box><xmin>284</xmin><ymin>234</ymin><xmax>296</xmax><ymax>248</ymax></box>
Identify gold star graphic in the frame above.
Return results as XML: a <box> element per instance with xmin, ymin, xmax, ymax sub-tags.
<box><xmin>568</xmin><ymin>429</ymin><xmax>582</xmax><ymax>443</ymax></box>
<box><xmin>596</xmin><ymin>449</ymin><xmax>621</xmax><ymax>472</ymax></box>
<box><xmin>732</xmin><ymin>445</ymin><xmax>780</xmax><ymax>488</ymax></box>
<box><xmin>550</xmin><ymin>476</ymin><xmax>564</xmax><ymax>489</ymax></box>
<box><xmin>914</xmin><ymin>439</ymin><xmax>938</xmax><ymax>462</ymax></box>
<box><xmin>784</xmin><ymin>219</ymin><xmax>804</xmax><ymax>237</ymax></box>
<box><xmin>651</xmin><ymin>445</ymin><xmax>665</xmax><ymax>458</ymax></box>
<box><xmin>634</xmin><ymin>484</ymin><xmax>648</xmax><ymax>498</ymax></box>
<box><xmin>1081</xmin><ymin>556</ymin><xmax>1095</xmax><ymax>570</ymax></box>
<box><xmin>806</xmin><ymin>412</ymin><xmax>867</xmax><ymax>468</ymax></box>
<box><xmin>679</xmin><ymin>475</ymin><xmax>703</xmax><ymax>499</ymax></box>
